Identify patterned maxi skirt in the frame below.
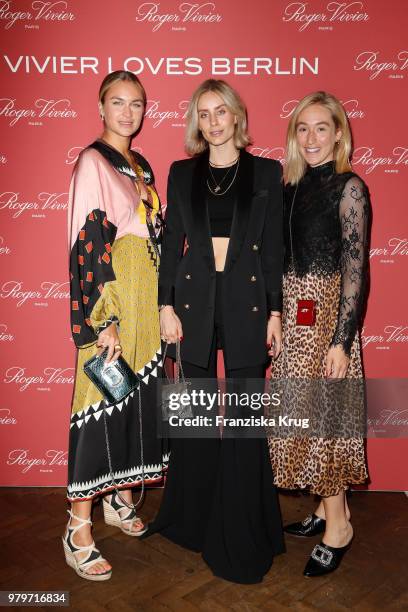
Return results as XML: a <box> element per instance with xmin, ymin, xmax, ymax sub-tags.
<box><xmin>268</xmin><ymin>271</ymin><xmax>368</xmax><ymax>497</ymax></box>
<box><xmin>67</xmin><ymin>235</ymin><xmax>168</xmax><ymax>501</ymax></box>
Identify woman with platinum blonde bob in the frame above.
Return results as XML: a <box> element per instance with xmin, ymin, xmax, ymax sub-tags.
<box><xmin>144</xmin><ymin>79</ymin><xmax>285</xmax><ymax>583</ymax></box>
<box><xmin>268</xmin><ymin>91</ymin><xmax>369</xmax><ymax>577</ymax></box>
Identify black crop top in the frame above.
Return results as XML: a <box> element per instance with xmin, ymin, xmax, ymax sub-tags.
<box><xmin>206</xmin><ymin>163</ymin><xmax>237</xmax><ymax>237</ymax></box>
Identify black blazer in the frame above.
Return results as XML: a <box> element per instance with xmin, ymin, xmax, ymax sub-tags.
<box><xmin>159</xmin><ymin>149</ymin><xmax>283</xmax><ymax>370</ymax></box>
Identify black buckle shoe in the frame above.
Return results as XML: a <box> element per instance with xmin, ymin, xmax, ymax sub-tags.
<box><xmin>284</xmin><ymin>513</ymin><xmax>326</xmax><ymax>538</ymax></box>
<box><xmin>303</xmin><ymin>540</ymin><xmax>352</xmax><ymax>577</ymax></box>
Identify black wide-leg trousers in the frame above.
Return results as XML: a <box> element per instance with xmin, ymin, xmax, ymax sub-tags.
<box><xmin>145</xmin><ymin>274</ymin><xmax>285</xmax><ymax>583</ymax></box>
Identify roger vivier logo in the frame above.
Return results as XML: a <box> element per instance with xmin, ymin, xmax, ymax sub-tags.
<box><xmin>135</xmin><ymin>2</ymin><xmax>222</xmax><ymax>32</ymax></box>
<box><xmin>282</xmin><ymin>2</ymin><xmax>369</xmax><ymax>32</ymax></box>
<box><xmin>353</xmin><ymin>50</ymin><xmax>408</xmax><ymax>80</ymax></box>
<box><xmin>0</xmin><ymin>97</ymin><xmax>77</xmax><ymax>127</ymax></box>
<box><xmin>145</xmin><ymin>99</ymin><xmax>189</xmax><ymax>127</ymax></box>
<box><xmin>369</xmin><ymin>409</ymin><xmax>408</xmax><ymax>428</ymax></box>
<box><xmin>0</xmin><ymin>1</ymin><xmax>76</xmax><ymax>30</ymax></box>
<box><xmin>6</xmin><ymin>449</ymin><xmax>68</xmax><ymax>473</ymax></box>
<box><xmin>370</xmin><ymin>238</ymin><xmax>408</xmax><ymax>263</ymax></box>
<box><xmin>0</xmin><ymin>191</ymin><xmax>67</xmax><ymax>218</ymax></box>
<box><xmin>280</xmin><ymin>98</ymin><xmax>365</xmax><ymax>120</ymax></box>
<box><xmin>0</xmin><ymin>280</ymin><xmax>70</xmax><ymax>307</ymax></box>
<box><xmin>353</xmin><ymin>146</ymin><xmax>408</xmax><ymax>174</ymax></box>
<box><xmin>361</xmin><ymin>325</ymin><xmax>408</xmax><ymax>350</ymax></box>
<box><xmin>3</xmin><ymin>366</ymin><xmax>75</xmax><ymax>391</ymax></box>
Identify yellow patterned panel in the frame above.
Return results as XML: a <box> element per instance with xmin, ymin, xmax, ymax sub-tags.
<box><xmin>71</xmin><ymin>234</ymin><xmax>160</xmax><ymax>415</ymax></box>
<box><xmin>135</xmin><ymin>164</ymin><xmax>160</xmax><ymax>225</ymax></box>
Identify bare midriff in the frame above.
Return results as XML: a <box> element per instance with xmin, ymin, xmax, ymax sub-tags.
<box><xmin>212</xmin><ymin>237</ymin><xmax>229</xmax><ymax>271</ymax></box>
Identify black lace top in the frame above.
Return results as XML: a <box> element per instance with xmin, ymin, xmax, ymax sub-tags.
<box><xmin>284</xmin><ymin>161</ymin><xmax>370</xmax><ymax>355</ymax></box>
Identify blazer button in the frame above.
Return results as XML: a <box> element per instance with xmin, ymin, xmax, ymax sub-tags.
<box><xmin>252</xmin><ymin>306</ymin><xmax>259</xmax><ymax>312</ymax></box>
<box><xmin>252</xmin><ymin>244</ymin><xmax>259</xmax><ymax>251</ymax></box>
<box><xmin>185</xmin><ymin>274</ymin><xmax>191</xmax><ymax>280</ymax></box>
<box><xmin>250</xmin><ymin>275</ymin><xmax>257</xmax><ymax>282</ymax></box>
<box><xmin>184</xmin><ymin>304</ymin><xmax>190</xmax><ymax>309</ymax></box>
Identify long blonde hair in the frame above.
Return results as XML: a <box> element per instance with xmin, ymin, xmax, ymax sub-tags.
<box><xmin>185</xmin><ymin>79</ymin><xmax>251</xmax><ymax>156</ymax></box>
<box><xmin>285</xmin><ymin>91</ymin><xmax>352</xmax><ymax>185</ymax></box>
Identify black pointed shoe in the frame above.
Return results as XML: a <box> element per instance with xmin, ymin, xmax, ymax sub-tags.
<box><xmin>303</xmin><ymin>540</ymin><xmax>352</xmax><ymax>577</ymax></box>
<box><xmin>284</xmin><ymin>513</ymin><xmax>326</xmax><ymax>538</ymax></box>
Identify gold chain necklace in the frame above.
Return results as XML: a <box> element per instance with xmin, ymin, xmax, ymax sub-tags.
<box><xmin>209</xmin><ymin>154</ymin><xmax>240</xmax><ymax>168</ymax></box>
<box><xmin>207</xmin><ymin>159</ymin><xmax>240</xmax><ymax>196</ymax></box>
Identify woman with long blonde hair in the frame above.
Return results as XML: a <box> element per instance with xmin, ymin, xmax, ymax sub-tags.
<box><xmin>268</xmin><ymin>91</ymin><xmax>369</xmax><ymax>576</ymax></box>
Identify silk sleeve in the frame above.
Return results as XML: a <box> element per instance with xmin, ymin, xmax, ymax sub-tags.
<box><xmin>68</xmin><ymin>150</ymin><xmax>118</xmax><ymax>348</ymax></box>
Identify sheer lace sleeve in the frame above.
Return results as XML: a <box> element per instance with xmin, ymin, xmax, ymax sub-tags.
<box><xmin>330</xmin><ymin>176</ymin><xmax>370</xmax><ymax>356</ymax></box>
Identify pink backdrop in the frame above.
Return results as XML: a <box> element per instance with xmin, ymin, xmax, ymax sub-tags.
<box><xmin>0</xmin><ymin>0</ymin><xmax>407</xmax><ymax>490</ymax></box>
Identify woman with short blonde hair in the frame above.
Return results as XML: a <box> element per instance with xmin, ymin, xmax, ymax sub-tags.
<box><xmin>185</xmin><ymin>79</ymin><xmax>251</xmax><ymax>155</ymax></box>
<box><xmin>144</xmin><ymin>78</ymin><xmax>285</xmax><ymax>584</ymax></box>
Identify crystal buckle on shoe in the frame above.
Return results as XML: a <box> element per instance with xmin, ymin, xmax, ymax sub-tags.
<box><xmin>301</xmin><ymin>514</ymin><xmax>313</xmax><ymax>527</ymax></box>
<box><xmin>311</xmin><ymin>544</ymin><xmax>333</xmax><ymax>567</ymax></box>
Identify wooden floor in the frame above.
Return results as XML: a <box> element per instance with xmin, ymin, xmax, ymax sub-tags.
<box><xmin>0</xmin><ymin>488</ymin><xmax>407</xmax><ymax>611</ymax></box>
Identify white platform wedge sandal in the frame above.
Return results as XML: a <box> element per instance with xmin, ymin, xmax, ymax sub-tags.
<box><xmin>103</xmin><ymin>492</ymin><xmax>147</xmax><ymax>536</ymax></box>
<box><xmin>62</xmin><ymin>510</ymin><xmax>112</xmax><ymax>581</ymax></box>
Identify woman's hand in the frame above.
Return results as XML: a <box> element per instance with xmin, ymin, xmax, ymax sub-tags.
<box><xmin>96</xmin><ymin>322</ymin><xmax>121</xmax><ymax>363</ymax></box>
<box><xmin>160</xmin><ymin>306</ymin><xmax>183</xmax><ymax>344</ymax></box>
<box><xmin>267</xmin><ymin>314</ymin><xmax>282</xmax><ymax>359</ymax></box>
<box><xmin>325</xmin><ymin>344</ymin><xmax>350</xmax><ymax>379</ymax></box>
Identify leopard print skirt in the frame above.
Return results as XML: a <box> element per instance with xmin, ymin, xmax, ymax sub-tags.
<box><xmin>268</xmin><ymin>271</ymin><xmax>368</xmax><ymax>497</ymax></box>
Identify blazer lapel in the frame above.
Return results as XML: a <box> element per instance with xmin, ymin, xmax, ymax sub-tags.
<box><xmin>224</xmin><ymin>149</ymin><xmax>254</xmax><ymax>274</ymax></box>
<box><xmin>191</xmin><ymin>150</ymin><xmax>216</xmax><ymax>272</ymax></box>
